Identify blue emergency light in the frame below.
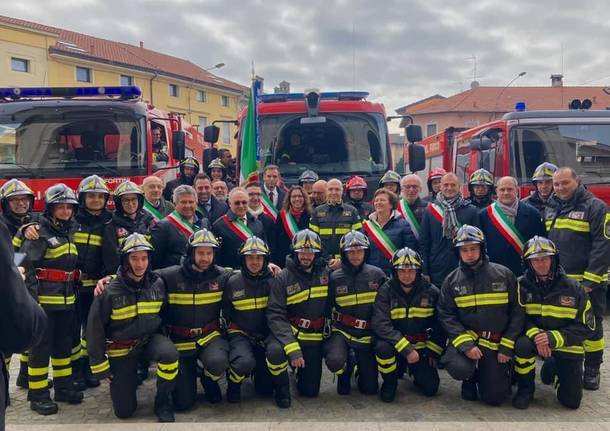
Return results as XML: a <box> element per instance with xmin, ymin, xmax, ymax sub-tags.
<box><xmin>0</xmin><ymin>86</ymin><xmax>142</xmax><ymax>100</ymax></box>
<box><xmin>260</xmin><ymin>91</ymin><xmax>369</xmax><ymax>103</ymax></box>
<box><xmin>515</xmin><ymin>101</ymin><xmax>527</xmax><ymax>112</ymax></box>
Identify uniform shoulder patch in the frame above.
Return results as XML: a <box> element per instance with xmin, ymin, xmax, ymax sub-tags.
<box><xmin>420</xmin><ymin>297</ymin><xmax>429</xmax><ymax>307</ymax></box>
<box><xmin>336</xmin><ymin>285</ymin><xmax>348</xmax><ymax>295</ymax></box>
<box><xmin>491</xmin><ymin>282</ymin><xmax>506</xmax><ymax>292</ymax></box>
<box><xmin>287</xmin><ymin>283</ymin><xmax>300</xmax><ymax>295</ymax></box>
<box><xmin>567</xmin><ymin>211</ymin><xmax>585</xmax><ymax>220</ymax></box>
<box><xmin>368</xmin><ymin>281</ymin><xmax>379</xmax><ymax>291</ymax></box>
<box><xmin>209</xmin><ymin>281</ymin><xmax>220</xmax><ymax>291</ymax></box>
<box><xmin>48</xmin><ymin>236</ymin><xmax>60</xmax><ymax>247</ymax></box>
<box><xmin>319</xmin><ymin>275</ymin><xmax>329</xmax><ymax>285</ymax></box>
<box><xmin>342</xmin><ymin>210</ymin><xmax>352</xmax><ymax>217</ymax></box>
<box><xmin>560</xmin><ymin>296</ymin><xmax>576</xmax><ymax>307</ymax></box>
<box><xmin>232</xmin><ymin>289</ymin><xmax>246</xmax><ymax>299</ymax></box>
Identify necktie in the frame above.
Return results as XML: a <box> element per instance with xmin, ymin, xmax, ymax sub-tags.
<box><xmin>269</xmin><ymin>190</ymin><xmax>275</xmax><ymax>205</ymax></box>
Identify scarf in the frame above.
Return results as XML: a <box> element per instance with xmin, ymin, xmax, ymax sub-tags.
<box><xmin>497</xmin><ymin>199</ymin><xmax>519</xmax><ymax>223</ymax></box>
<box><xmin>435</xmin><ymin>193</ymin><xmax>465</xmax><ymax>240</ymax></box>
<box><xmin>290</xmin><ymin>208</ymin><xmax>304</xmax><ymax>219</ymax></box>
<box><xmin>248</xmin><ymin>206</ymin><xmax>264</xmax><ymax>217</ymax></box>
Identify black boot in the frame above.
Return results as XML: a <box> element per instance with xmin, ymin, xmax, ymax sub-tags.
<box><xmin>512</xmin><ymin>388</ymin><xmax>533</xmax><ymax>410</ymax></box>
<box><xmin>201</xmin><ymin>375</ymin><xmax>222</xmax><ymax>403</ymax></box>
<box><xmin>226</xmin><ymin>380</ymin><xmax>241</xmax><ymax>403</ymax></box>
<box><xmin>30</xmin><ymin>396</ymin><xmax>58</xmax><ymax>416</ymax></box>
<box><xmin>16</xmin><ymin>359</ymin><xmax>29</xmax><ymax>389</ymax></box>
<box><xmin>379</xmin><ymin>376</ymin><xmax>397</xmax><ymax>403</ymax></box>
<box><xmin>583</xmin><ymin>366</ymin><xmax>600</xmax><ymax>391</ymax></box>
<box><xmin>337</xmin><ymin>351</ymin><xmax>355</xmax><ymax>395</ymax></box>
<box><xmin>461</xmin><ymin>380</ymin><xmax>478</xmax><ymax>401</ymax></box>
<box><xmin>540</xmin><ymin>357</ymin><xmax>556</xmax><ymax>385</ymax></box>
<box><xmin>72</xmin><ymin>358</ymin><xmax>87</xmax><ymax>391</ymax></box>
<box><xmin>274</xmin><ymin>385</ymin><xmax>291</xmax><ymax>408</ymax></box>
<box><xmin>137</xmin><ymin>363</ymin><xmax>149</xmax><ymax>386</ymax></box>
<box><xmin>82</xmin><ymin>357</ymin><xmax>100</xmax><ymax>388</ymax></box>
<box><xmin>154</xmin><ymin>394</ymin><xmax>175</xmax><ymax>423</ymax></box>
<box><xmin>54</xmin><ymin>388</ymin><xmax>84</xmax><ymax>404</ymax></box>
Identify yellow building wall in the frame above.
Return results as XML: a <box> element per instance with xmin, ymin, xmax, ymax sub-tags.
<box><xmin>0</xmin><ymin>25</ymin><xmax>56</xmax><ymax>86</ymax></box>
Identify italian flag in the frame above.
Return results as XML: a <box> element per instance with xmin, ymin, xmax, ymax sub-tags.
<box><xmin>239</xmin><ymin>79</ymin><xmax>261</xmax><ymax>185</ymax></box>
<box><xmin>397</xmin><ymin>198</ymin><xmax>421</xmax><ymax>239</ymax></box>
<box><xmin>428</xmin><ymin>203</ymin><xmax>444</xmax><ymax>224</ymax></box>
<box><xmin>261</xmin><ymin>193</ymin><xmax>278</xmax><ymax>222</ymax></box>
<box><xmin>362</xmin><ymin>220</ymin><xmax>398</xmax><ymax>260</ymax></box>
<box><xmin>487</xmin><ymin>202</ymin><xmax>525</xmax><ymax>255</ymax></box>
<box><xmin>279</xmin><ymin>209</ymin><xmax>299</xmax><ymax>240</ymax></box>
<box><xmin>165</xmin><ymin>210</ymin><xmax>197</xmax><ymax>238</ymax></box>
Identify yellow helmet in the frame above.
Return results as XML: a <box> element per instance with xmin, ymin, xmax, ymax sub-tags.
<box><xmin>120</xmin><ymin>232</ymin><xmax>154</xmax><ymax>255</ymax></box>
<box><xmin>291</xmin><ymin>229</ymin><xmax>322</xmax><ymax>253</ymax></box>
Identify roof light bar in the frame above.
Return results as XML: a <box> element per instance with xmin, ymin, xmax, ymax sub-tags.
<box><xmin>0</xmin><ymin>86</ymin><xmax>142</xmax><ymax>100</ymax></box>
<box><xmin>259</xmin><ymin>91</ymin><xmax>369</xmax><ymax>103</ymax></box>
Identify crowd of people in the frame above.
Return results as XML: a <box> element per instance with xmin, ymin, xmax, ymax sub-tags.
<box><xmin>0</xmin><ymin>154</ymin><xmax>608</xmax><ymax>424</ymax></box>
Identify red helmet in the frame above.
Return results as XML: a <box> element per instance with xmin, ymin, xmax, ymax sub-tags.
<box><xmin>345</xmin><ymin>175</ymin><xmax>368</xmax><ymax>191</ymax></box>
<box><xmin>428</xmin><ymin>167</ymin><xmax>447</xmax><ymax>181</ymax></box>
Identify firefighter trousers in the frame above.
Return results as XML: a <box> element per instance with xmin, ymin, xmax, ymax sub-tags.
<box><xmin>28</xmin><ymin>309</ymin><xmax>75</xmax><ymax>401</ymax></box>
<box><xmin>228</xmin><ymin>333</ymin><xmax>273</xmax><ymax>395</ymax></box>
<box><xmin>324</xmin><ymin>332</ymin><xmax>378</xmax><ymax>394</ymax></box>
<box><xmin>514</xmin><ymin>335</ymin><xmax>583</xmax><ymax>409</ymax></box>
<box><xmin>108</xmin><ymin>334</ymin><xmax>178</xmax><ymax>419</ymax></box>
<box><xmin>374</xmin><ymin>339</ymin><xmax>439</xmax><ymax>397</ymax></box>
<box><xmin>584</xmin><ymin>287</ymin><xmax>606</xmax><ymax>368</ymax></box>
<box><xmin>441</xmin><ymin>344</ymin><xmax>511</xmax><ymax>406</ymax></box>
<box><xmin>265</xmin><ymin>337</ymin><xmax>323</xmax><ymax>397</ymax></box>
<box><xmin>172</xmin><ymin>336</ymin><xmax>229</xmax><ymax>411</ymax></box>
<box><xmin>72</xmin><ymin>290</ymin><xmax>95</xmax><ymax>379</ymax></box>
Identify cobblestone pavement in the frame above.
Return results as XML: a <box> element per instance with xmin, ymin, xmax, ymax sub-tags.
<box><xmin>6</xmin><ymin>321</ymin><xmax>609</xmax><ymax>425</ymax></box>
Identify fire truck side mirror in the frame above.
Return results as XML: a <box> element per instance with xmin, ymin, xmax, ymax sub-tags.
<box><xmin>204</xmin><ymin>125</ymin><xmax>220</xmax><ymax>144</ymax></box>
<box><xmin>172</xmin><ymin>131</ymin><xmax>186</xmax><ymax>161</ymax></box>
<box><xmin>408</xmin><ymin>143</ymin><xmax>426</xmax><ymax>173</ymax></box>
<box><xmin>406</xmin><ymin>125</ymin><xmax>422</xmax><ymax>143</ymax></box>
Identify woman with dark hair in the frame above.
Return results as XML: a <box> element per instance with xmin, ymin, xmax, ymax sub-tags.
<box><xmin>272</xmin><ymin>185</ymin><xmax>312</xmax><ymax>266</ymax></box>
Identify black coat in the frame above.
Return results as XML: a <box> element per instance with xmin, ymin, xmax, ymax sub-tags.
<box><xmin>197</xmin><ymin>195</ymin><xmax>229</xmax><ymax>224</ymax></box>
<box><xmin>212</xmin><ymin>210</ymin><xmax>265</xmax><ymax>268</ymax></box>
<box><xmin>262</xmin><ymin>186</ymin><xmax>286</xmax><ymax>210</ymax></box>
<box><xmin>272</xmin><ymin>210</ymin><xmax>311</xmax><ymax>266</ymax></box>
<box><xmin>150</xmin><ymin>214</ymin><xmax>210</xmax><ymax>269</ymax></box>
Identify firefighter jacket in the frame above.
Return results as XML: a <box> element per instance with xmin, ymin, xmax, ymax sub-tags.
<box><xmin>0</xmin><ymin>211</ymin><xmax>39</xmax><ymax>250</ymax></box>
<box><xmin>150</xmin><ymin>214</ymin><xmax>210</xmax><ymax>270</ymax></box>
<box><xmin>102</xmin><ymin>210</ymin><xmax>156</xmax><ymax>274</ymax></box>
<box><xmin>212</xmin><ymin>210</ymin><xmax>266</xmax><ymax>268</ymax></box>
<box><xmin>223</xmin><ymin>268</ymin><xmax>273</xmax><ymax>341</ymax></box>
<box><xmin>74</xmin><ymin>208</ymin><xmax>113</xmax><ymax>291</ymax></box>
<box><xmin>156</xmin><ymin>259</ymin><xmax>231</xmax><ymax>354</ymax></box>
<box><xmin>345</xmin><ymin>199</ymin><xmax>374</xmax><ymax>221</ymax></box>
<box><xmin>163</xmin><ymin>175</ymin><xmax>195</xmax><ymax>202</ymax></box>
<box><xmin>20</xmin><ymin>216</ymin><xmax>79</xmax><ymax>309</ymax></box>
<box><xmin>267</xmin><ymin>255</ymin><xmax>330</xmax><ymax>361</ymax></box>
<box><xmin>545</xmin><ymin>185</ymin><xmax>610</xmax><ymax>291</ymax></box>
<box><xmin>437</xmin><ymin>258</ymin><xmax>525</xmax><ymax>357</ymax></box>
<box><xmin>521</xmin><ymin>191</ymin><xmax>556</xmax><ymax>216</ymax></box>
<box><xmin>86</xmin><ymin>268</ymin><xmax>166</xmax><ymax>379</ymax></box>
<box><xmin>328</xmin><ymin>262</ymin><xmax>387</xmax><ymax>347</ymax></box>
<box><xmin>309</xmin><ymin>201</ymin><xmax>362</xmax><ymax>258</ymax></box>
<box><xmin>372</xmin><ymin>277</ymin><xmax>445</xmax><ymax>358</ymax></box>
<box><xmin>517</xmin><ymin>269</ymin><xmax>594</xmax><ymax>359</ymax></box>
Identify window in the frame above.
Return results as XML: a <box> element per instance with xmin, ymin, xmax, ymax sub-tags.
<box><xmin>222</xmin><ymin>123</ymin><xmax>231</xmax><ymax>145</ymax></box>
<box><xmin>120</xmin><ymin>75</ymin><xmax>134</xmax><ymax>86</ymax></box>
<box><xmin>221</xmin><ymin>95</ymin><xmax>230</xmax><ymax>107</ymax></box>
<box><xmin>76</xmin><ymin>66</ymin><xmax>91</xmax><ymax>82</ymax></box>
<box><xmin>197</xmin><ymin>90</ymin><xmax>207</xmax><ymax>103</ymax></box>
<box><xmin>11</xmin><ymin>57</ymin><xmax>29</xmax><ymax>73</ymax></box>
<box><xmin>198</xmin><ymin>116</ymin><xmax>208</xmax><ymax>130</ymax></box>
<box><xmin>169</xmin><ymin>84</ymin><xmax>179</xmax><ymax>97</ymax></box>
<box><xmin>426</xmin><ymin>123</ymin><xmax>437</xmax><ymax>137</ymax></box>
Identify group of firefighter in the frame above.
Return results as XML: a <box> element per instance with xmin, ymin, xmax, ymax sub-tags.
<box><xmin>1</xmin><ymin>154</ymin><xmax>608</xmax><ymax>422</ymax></box>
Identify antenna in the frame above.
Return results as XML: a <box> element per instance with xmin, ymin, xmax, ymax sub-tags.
<box><xmin>465</xmin><ymin>55</ymin><xmax>477</xmax><ymax>82</ymax></box>
<box><xmin>561</xmin><ymin>42</ymin><xmax>565</xmax><ymax>76</ymax></box>
<box><xmin>352</xmin><ymin>16</ymin><xmax>356</xmax><ymax>89</ymax></box>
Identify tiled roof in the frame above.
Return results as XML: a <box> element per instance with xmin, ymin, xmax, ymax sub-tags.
<box><xmin>0</xmin><ymin>15</ymin><xmax>247</xmax><ymax>94</ymax></box>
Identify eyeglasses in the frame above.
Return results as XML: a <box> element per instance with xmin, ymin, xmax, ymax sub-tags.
<box><xmin>248</xmin><ymin>192</ymin><xmax>261</xmax><ymax>196</ymax></box>
<box><xmin>402</xmin><ymin>185</ymin><xmax>420</xmax><ymax>189</ymax></box>
<box><xmin>233</xmin><ymin>201</ymin><xmax>248</xmax><ymax>205</ymax></box>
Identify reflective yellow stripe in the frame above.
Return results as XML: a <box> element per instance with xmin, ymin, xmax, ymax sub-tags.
<box><xmin>91</xmin><ymin>360</ymin><xmax>110</xmax><ymax>374</ymax></box>
<box><xmin>352</xmin><ymin>222</ymin><xmax>362</xmax><ymax>230</ymax></box>
<box><xmin>157</xmin><ymin>368</ymin><xmax>178</xmax><ymax>380</ymax></box>
<box><xmin>454</xmin><ymin>292</ymin><xmax>508</xmax><ymax>308</ymax></box>
<box><xmin>390</xmin><ymin>307</ymin><xmax>406</xmax><ymax>320</ymax></box>
<box><xmin>319</xmin><ymin>228</ymin><xmax>333</xmax><ymax>235</ymax></box>
<box><xmin>107</xmin><ymin>348</ymin><xmax>131</xmax><ymax>357</ymax></box>
<box><xmin>53</xmin><ymin>368</ymin><xmax>72</xmax><ymax>377</ymax></box>
<box><xmin>452</xmin><ymin>333</ymin><xmax>475</xmax><ymax>347</ymax></box>
<box><xmin>111</xmin><ymin>301</ymin><xmax>162</xmax><ymax>320</ymax></box>
<box><xmin>229</xmin><ymin>368</ymin><xmax>245</xmax><ymax>383</ymax></box>
<box><xmin>478</xmin><ymin>339</ymin><xmax>499</xmax><ymax>350</ymax></box>
<box><xmin>44</xmin><ymin>243</ymin><xmax>78</xmax><ymax>259</ymax></box>
<box><xmin>375</xmin><ymin>355</ymin><xmax>396</xmax><ymax>366</ymax></box>
<box><xmin>566</xmin><ymin>273</ymin><xmax>584</xmax><ymax>281</ymax></box>
<box><xmin>168</xmin><ymin>291</ymin><xmax>223</xmax><ymax>305</ymax></box>
<box><xmin>549</xmin><ymin>330</ymin><xmax>565</xmax><ymax>348</ymax></box>
<box><xmin>500</xmin><ymin>337</ymin><xmax>515</xmax><ymax>350</ymax></box>
<box><xmin>174</xmin><ymin>341</ymin><xmax>197</xmax><ymax>352</ymax></box>
<box><xmin>266</xmin><ymin>358</ymin><xmax>288</xmax><ymax>375</ymax></box>
<box><xmin>233</xmin><ymin>296</ymin><xmax>269</xmax><ymax>311</ymax></box>
<box><xmin>286</xmin><ymin>285</ymin><xmax>328</xmax><ymax>305</ymax></box>
<box><xmin>28</xmin><ymin>366</ymin><xmax>48</xmax><ymax>376</ymax></box>
<box><xmin>551</xmin><ymin>218</ymin><xmax>590</xmax><ymax>233</ymax></box>
<box><xmin>111</xmin><ymin>305</ymin><xmax>137</xmax><ymax>320</ymax></box>
<box><xmin>29</xmin><ymin>380</ymin><xmax>49</xmax><ymax>389</ymax></box>
<box><xmin>296</xmin><ymin>331</ymin><xmax>324</xmax><ymax>342</ymax></box>
<box><xmin>137</xmin><ymin>301</ymin><xmax>163</xmax><ymax>314</ymax></box>
<box><xmin>334</xmin><ymin>228</ymin><xmax>350</xmax><ymax>235</ymax></box>
<box><xmin>12</xmin><ymin>236</ymin><xmax>22</xmax><ymax>248</ymax></box>
<box><xmin>584</xmin><ymin>338</ymin><xmax>605</xmax><ymax>353</ymax></box>
<box><xmin>525</xmin><ymin>304</ymin><xmax>577</xmax><ymax>319</ymax></box>
<box><xmin>38</xmin><ymin>295</ymin><xmax>76</xmax><ymax>305</ymax></box>
<box><xmin>195</xmin><ymin>330</ymin><xmax>221</xmax><ymax>347</ymax></box>
<box><xmin>526</xmin><ymin>327</ymin><xmax>541</xmax><ymax>338</ymax></box>
<box><xmin>395</xmin><ymin>337</ymin><xmax>410</xmax><ymax>353</ymax></box>
<box><xmin>158</xmin><ymin>360</ymin><xmax>178</xmax><ymax>371</ymax></box>
<box><xmin>408</xmin><ymin>307</ymin><xmax>434</xmax><ymax>318</ymax></box>
<box><xmin>309</xmin><ymin>224</ymin><xmax>320</xmax><ymax>233</ymax></box>
<box><xmin>584</xmin><ymin>271</ymin><xmax>608</xmax><ymax>283</ymax></box>
<box><xmin>73</xmin><ymin>232</ymin><xmax>103</xmax><ymax>247</ymax></box>
<box><xmin>81</xmin><ymin>279</ymin><xmax>97</xmax><ymax>287</ymax></box>
<box><xmin>426</xmin><ymin>341</ymin><xmax>444</xmax><ymax>355</ymax></box>
<box><xmin>284</xmin><ymin>342</ymin><xmax>301</xmax><ymax>355</ymax></box>
<box><xmin>335</xmin><ymin>291</ymin><xmax>377</xmax><ymax>307</ymax></box>
<box><xmin>514</xmin><ymin>363</ymin><xmax>536</xmax><ymax>375</ymax></box>
<box><xmin>309</xmin><ymin>286</ymin><xmax>328</xmax><ymax>299</ymax></box>
<box><xmin>332</xmin><ymin>328</ymin><xmax>372</xmax><ymax>345</ymax></box>
<box><xmin>377</xmin><ymin>363</ymin><xmax>397</xmax><ymax>374</ymax></box>
<box><xmin>556</xmin><ymin>345</ymin><xmax>585</xmax><ymax>354</ymax></box>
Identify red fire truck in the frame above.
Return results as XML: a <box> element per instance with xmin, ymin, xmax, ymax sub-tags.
<box><xmin>412</xmin><ymin>107</ymin><xmax>610</xmax><ymax>204</ymax></box>
<box><xmin>0</xmin><ymin>86</ymin><xmax>204</xmax><ymax>210</ymax></box>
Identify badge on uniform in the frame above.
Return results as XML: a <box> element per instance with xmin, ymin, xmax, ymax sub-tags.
<box><xmin>209</xmin><ymin>281</ymin><xmax>219</xmax><ymax>291</ymax></box>
<box><xmin>420</xmin><ymin>298</ymin><xmax>429</xmax><ymax>307</ymax></box>
<box><xmin>287</xmin><ymin>283</ymin><xmax>300</xmax><ymax>295</ymax></box>
<box><xmin>368</xmin><ymin>281</ymin><xmax>379</xmax><ymax>291</ymax></box>
<box><xmin>318</xmin><ymin>211</ymin><xmax>327</xmax><ymax>218</ymax></box>
<box><xmin>336</xmin><ymin>285</ymin><xmax>348</xmax><ymax>295</ymax></box>
<box><xmin>454</xmin><ymin>285</ymin><xmax>468</xmax><ymax>295</ymax></box>
<box><xmin>320</xmin><ymin>275</ymin><xmax>329</xmax><ymax>285</ymax></box>
<box><xmin>48</xmin><ymin>236</ymin><xmax>60</xmax><ymax>247</ymax></box>
<box><xmin>491</xmin><ymin>282</ymin><xmax>506</xmax><ymax>292</ymax></box>
<box><xmin>233</xmin><ymin>289</ymin><xmax>245</xmax><ymax>299</ymax></box>
<box><xmin>560</xmin><ymin>296</ymin><xmax>576</xmax><ymax>307</ymax></box>
<box><xmin>342</xmin><ymin>211</ymin><xmax>352</xmax><ymax>217</ymax></box>
<box><xmin>568</xmin><ymin>211</ymin><xmax>585</xmax><ymax>220</ymax></box>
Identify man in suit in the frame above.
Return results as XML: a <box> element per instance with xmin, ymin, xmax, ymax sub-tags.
<box><xmin>194</xmin><ymin>174</ymin><xmax>228</xmax><ymax>223</ymax></box>
<box><xmin>262</xmin><ymin>165</ymin><xmax>285</xmax><ymax>209</ymax></box>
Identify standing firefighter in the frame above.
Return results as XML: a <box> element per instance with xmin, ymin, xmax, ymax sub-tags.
<box><xmin>512</xmin><ymin>236</ymin><xmax>594</xmax><ymax>410</ymax></box>
<box><xmin>325</xmin><ymin>231</ymin><xmax>386</xmax><ymax>396</ymax></box>
<box><xmin>468</xmin><ymin>168</ymin><xmax>495</xmax><ymax>209</ymax></box>
<box><xmin>372</xmin><ymin>247</ymin><xmax>445</xmax><ymax>402</ymax></box>
<box><xmin>223</xmin><ymin>237</ymin><xmax>275</xmax><ymax>403</ymax></box>
<box><xmin>522</xmin><ymin>162</ymin><xmax>558</xmax><ymax>215</ymax></box>
<box><xmin>437</xmin><ymin>225</ymin><xmax>524</xmax><ymax>406</ymax></box>
<box><xmin>266</xmin><ymin>229</ymin><xmax>329</xmax><ymax>408</ymax></box>
<box><xmin>86</xmin><ymin>233</ymin><xmax>179</xmax><ymax>422</ymax></box>
<box><xmin>20</xmin><ymin>184</ymin><xmax>83</xmax><ymax>415</ymax></box>
<box><xmin>545</xmin><ymin>167</ymin><xmax>610</xmax><ymax>390</ymax></box>
<box><xmin>344</xmin><ymin>176</ymin><xmax>374</xmax><ymax>220</ymax></box>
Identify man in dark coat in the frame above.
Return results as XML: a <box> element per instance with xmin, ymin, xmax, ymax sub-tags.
<box><xmin>194</xmin><ymin>174</ymin><xmax>228</xmax><ymax>223</ymax></box>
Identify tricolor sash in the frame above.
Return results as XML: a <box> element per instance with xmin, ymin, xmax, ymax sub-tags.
<box><xmin>165</xmin><ymin>211</ymin><xmax>197</xmax><ymax>238</ymax></box>
<box><xmin>223</xmin><ymin>215</ymin><xmax>254</xmax><ymax>241</ymax></box>
<box><xmin>487</xmin><ymin>202</ymin><xmax>526</xmax><ymax>255</ymax></box>
<box><xmin>362</xmin><ymin>220</ymin><xmax>398</xmax><ymax>260</ymax></box>
<box><xmin>143</xmin><ymin>200</ymin><xmax>164</xmax><ymax>222</ymax></box>
<box><xmin>279</xmin><ymin>209</ymin><xmax>299</xmax><ymax>240</ymax></box>
<box><xmin>260</xmin><ymin>193</ymin><xmax>278</xmax><ymax>221</ymax></box>
<box><xmin>397</xmin><ymin>198</ymin><xmax>421</xmax><ymax>239</ymax></box>
<box><xmin>428</xmin><ymin>203</ymin><xmax>444</xmax><ymax>224</ymax></box>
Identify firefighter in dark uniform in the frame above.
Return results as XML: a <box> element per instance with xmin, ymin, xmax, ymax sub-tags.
<box><xmin>468</xmin><ymin>168</ymin><xmax>495</xmax><ymax>209</ymax></box>
<box><xmin>545</xmin><ymin>167</ymin><xmax>610</xmax><ymax>390</ymax></box>
<box><xmin>372</xmin><ymin>247</ymin><xmax>445</xmax><ymax>402</ymax></box>
<box><xmin>86</xmin><ymin>233</ymin><xmax>178</xmax><ymax>422</ymax></box>
<box><xmin>156</xmin><ymin>229</ymin><xmax>231</xmax><ymax>410</ymax></box>
<box><xmin>20</xmin><ymin>184</ymin><xmax>83</xmax><ymax>415</ymax></box>
<box><xmin>0</xmin><ymin>179</ymin><xmax>39</xmax><ymax>388</ymax></box>
<box><xmin>344</xmin><ymin>176</ymin><xmax>374</xmax><ymax>220</ymax></box>
<box><xmin>325</xmin><ymin>231</ymin><xmax>386</xmax><ymax>395</ymax></box>
<box><xmin>310</xmin><ymin>178</ymin><xmax>361</xmax><ymax>269</ymax></box>
<box><xmin>102</xmin><ymin>180</ymin><xmax>156</xmax><ymax>274</ymax></box>
<box><xmin>379</xmin><ymin>170</ymin><xmax>401</xmax><ymax>195</ymax></box>
<box><xmin>512</xmin><ymin>236</ymin><xmax>595</xmax><ymax>410</ymax></box>
<box><xmin>266</xmin><ymin>229</ymin><xmax>329</xmax><ymax>408</ymax></box>
<box><xmin>71</xmin><ymin>175</ymin><xmax>113</xmax><ymax>391</ymax></box>
<box><xmin>163</xmin><ymin>156</ymin><xmax>200</xmax><ymax>202</ymax></box>
<box><xmin>298</xmin><ymin>169</ymin><xmax>319</xmax><ymax>199</ymax></box>
<box><xmin>437</xmin><ymin>225</ymin><xmax>525</xmax><ymax>406</ymax></box>
<box><xmin>223</xmin><ymin>236</ymin><xmax>274</xmax><ymax>403</ymax></box>
<box><xmin>522</xmin><ymin>162</ymin><xmax>558</xmax><ymax>214</ymax></box>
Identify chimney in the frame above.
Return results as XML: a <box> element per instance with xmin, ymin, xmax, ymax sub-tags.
<box><xmin>139</xmin><ymin>41</ymin><xmax>144</xmax><ymax>49</ymax></box>
<box><xmin>551</xmin><ymin>74</ymin><xmax>563</xmax><ymax>87</ymax></box>
<box><xmin>89</xmin><ymin>44</ymin><xmax>95</xmax><ymax>54</ymax></box>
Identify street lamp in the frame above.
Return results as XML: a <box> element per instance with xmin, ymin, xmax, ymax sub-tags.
<box><xmin>491</xmin><ymin>71</ymin><xmax>526</xmax><ymax>120</ymax></box>
<box><xmin>205</xmin><ymin>62</ymin><xmax>225</xmax><ymax>71</ymax></box>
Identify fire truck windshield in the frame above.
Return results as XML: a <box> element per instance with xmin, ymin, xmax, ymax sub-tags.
<box><xmin>0</xmin><ymin>106</ymin><xmax>146</xmax><ymax>179</ymax></box>
<box><xmin>258</xmin><ymin>112</ymin><xmax>389</xmax><ymax>177</ymax></box>
<box><xmin>510</xmin><ymin>123</ymin><xmax>610</xmax><ymax>184</ymax></box>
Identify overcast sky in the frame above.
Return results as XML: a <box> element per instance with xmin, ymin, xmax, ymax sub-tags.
<box><xmin>3</xmin><ymin>0</ymin><xmax>610</xmax><ymax>132</ymax></box>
